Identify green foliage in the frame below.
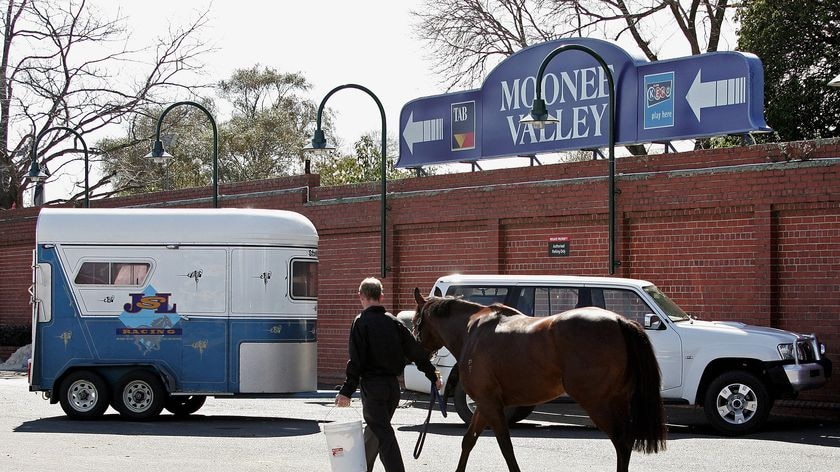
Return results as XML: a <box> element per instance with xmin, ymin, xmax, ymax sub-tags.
<box><xmin>315</xmin><ymin>133</ymin><xmax>411</xmax><ymax>186</ymax></box>
<box><xmin>737</xmin><ymin>0</ymin><xmax>840</xmax><ymax>141</ymax></box>
<box><xmin>218</xmin><ymin>66</ymin><xmax>317</xmax><ymax>181</ymax></box>
<box><xmin>98</xmin><ymin>103</ymin><xmax>218</xmax><ymax>196</ymax></box>
<box><xmin>101</xmin><ymin>66</ymin><xmax>320</xmax><ymax>195</ymax></box>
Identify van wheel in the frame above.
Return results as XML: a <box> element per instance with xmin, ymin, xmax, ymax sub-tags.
<box><xmin>113</xmin><ymin>370</ymin><xmax>165</xmax><ymax>420</ymax></box>
<box><xmin>59</xmin><ymin>370</ymin><xmax>110</xmax><ymax>419</ymax></box>
<box><xmin>164</xmin><ymin>395</ymin><xmax>206</xmax><ymax>417</ymax></box>
<box><xmin>703</xmin><ymin>370</ymin><xmax>772</xmax><ymax>436</ymax></box>
<box><xmin>453</xmin><ymin>383</ymin><xmax>534</xmax><ymax>425</ymax></box>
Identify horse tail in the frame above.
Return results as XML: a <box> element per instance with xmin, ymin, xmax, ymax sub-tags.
<box><xmin>618</xmin><ymin>317</ymin><xmax>667</xmax><ymax>453</ymax></box>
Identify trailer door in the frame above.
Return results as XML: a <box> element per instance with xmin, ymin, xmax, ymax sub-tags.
<box><xmin>29</xmin><ymin>249</ymin><xmax>52</xmax><ymax>386</ymax></box>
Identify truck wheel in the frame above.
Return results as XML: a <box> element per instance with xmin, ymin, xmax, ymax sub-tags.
<box><xmin>703</xmin><ymin>370</ymin><xmax>772</xmax><ymax>436</ymax></box>
<box><xmin>114</xmin><ymin>370</ymin><xmax>165</xmax><ymax>420</ymax></box>
<box><xmin>453</xmin><ymin>383</ymin><xmax>534</xmax><ymax>425</ymax></box>
<box><xmin>59</xmin><ymin>370</ymin><xmax>110</xmax><ymax>419</ymax></box>
<box><xmin>507</xmin><ymin>405</ymin><xmax>535</xmax><ymax>424</ymax></box>
<box><xmin>454</xmin><ymin>382</ymin><xmax>477</xmax><ymax>423</ymax></box>
<box><xmin>164</xmin><ymin>395</ymin><xmax>206</xmax><ymax>417</ymax></box>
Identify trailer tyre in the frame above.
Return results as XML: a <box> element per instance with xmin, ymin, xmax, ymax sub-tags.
<box><xmin>59</xmin><ymin>370</ymin><xmax>110</xmax><ymax>419</ymax></box>
<box><xmin>164</xmin><ymin>395</ymin><xmax>206</xmax><ymax>417</ymax></box>
<box><xmin>114</xmin><ymin>370</ymin><xmax>165</xmax><ymax>420</ymax></box>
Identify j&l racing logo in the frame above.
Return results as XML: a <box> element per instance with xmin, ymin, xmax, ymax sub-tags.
<box><xmin>117</xmin><ymin>286</ymin><xmax>182</xmax><ymax>354</ymax></box>
<box><xmin>123</xmin><ymin>292</ymin><xmax>177</xmax><ymax>313</ymax></box>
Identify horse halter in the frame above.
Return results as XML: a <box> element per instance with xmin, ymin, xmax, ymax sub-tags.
<box><xmin>413</xmin><ymin>308</ymin><xmax>425</xmax><ymax>343</ymax></box>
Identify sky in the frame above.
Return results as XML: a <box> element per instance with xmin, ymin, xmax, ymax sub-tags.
<box><xmin>94</xmin><ymin>0</ymin><xmax>441</xmax><ymax>153</ymax></box>
<box><xmin>38</xmin><ymin>0</ymin><xmax>741</xmax><ymax>202</ymax></box>
<box><xmin>34</xmin><ymin>0</ymin><xmax>459</xmax><ymax>202</ymax></box>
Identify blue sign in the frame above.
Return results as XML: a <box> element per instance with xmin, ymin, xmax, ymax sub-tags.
<box><xmin>397</xmin><ymin>38</ymin><xmax>770</xmax><ymax>168</ymax></box>
<box><xmin>644</xmin><ymin>72</ymin><xmax>675</xmax><ymax>129</ymax></box>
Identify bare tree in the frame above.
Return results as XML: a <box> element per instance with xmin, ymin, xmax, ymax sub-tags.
<box><xmin>0</xmin><ymin>0</ymin><xmax>211</xmax><ymax>208</ymax></box>
<box><xmin>413</xmin><ymin>0</ymin><xmax>736</xmax><ymax>91</ymax></box>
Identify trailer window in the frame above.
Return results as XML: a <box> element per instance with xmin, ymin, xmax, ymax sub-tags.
<box><xmin>291</xmin><ymin>260</ymin><xmax>317</xmax><ymax>299</ymax></box>
<box><xmin>74</xmin><ymin>262</ymin><xmax>150</xmax><ymax>286</ymax></box>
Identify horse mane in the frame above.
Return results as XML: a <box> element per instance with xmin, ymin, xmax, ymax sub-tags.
<box><xmin>425</xmin><ymin>296</ymin><xmax>484</xmax><ymax>318</ymax></box>
<box><xmin>425</xmin><ymin>297</ymin><xmax>520</xmax><ymax>319</ymax></box>
<box><xmin>489</xmin><ymin>303</ymin><xmax>522</xmax><ymax>317</ymax></box>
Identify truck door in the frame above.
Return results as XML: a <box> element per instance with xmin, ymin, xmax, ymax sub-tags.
<box><xmin>599</xmin><ymin>287</ymin><xmax>683</xmax><ymax>391</ymax></box>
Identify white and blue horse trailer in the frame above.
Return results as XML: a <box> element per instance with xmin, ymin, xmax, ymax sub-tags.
<box><xmin>28</xmin><ymin>208</ymin><xmax>319</xmax><ymax>419</ymax></box>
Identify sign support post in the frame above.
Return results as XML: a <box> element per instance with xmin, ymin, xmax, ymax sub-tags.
<box><xmin>522</xmin><ymin>45</ymin><xmax>619</xmax><ymax>274</ymax></box>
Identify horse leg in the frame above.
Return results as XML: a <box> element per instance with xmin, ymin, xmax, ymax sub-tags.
<box><xmin>456</xmin><ymin>409</ymin><xmax>487</xmax><ymax>472</ymax></box>
<box><xmin>580</xmin><ymin>399</ymin><xmax>633</xmax><ymax>472</ymax></box>
<box><xmin>610</xmin><ymin>437</ymin><xmax>632</xmax><ymax>472</ymax></box>
<box><xmin>482</xmin><ymin>404</ymin><xmax>521</xmax><ymax>472</ymax></box>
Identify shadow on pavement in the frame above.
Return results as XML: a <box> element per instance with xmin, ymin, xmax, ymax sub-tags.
<box><xmin>14</xmin><ymin>414</ymin><xmax>323</xmax><ymax>438</ymax></box>
<box><xmin>398</xmin><ymin>396</ymin><xmax>840</xmax><ymax>448</ymax></box>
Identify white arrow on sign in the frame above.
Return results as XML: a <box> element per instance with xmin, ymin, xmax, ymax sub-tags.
<box><xmin>402</xmin><ymin>111</ymin><xmax>444</xmax><ymax>154</ymax></box>
<box><xmin>685</xmin><ymin>69</ymin><xmax>747</xmax><ymax>122</ymax></box>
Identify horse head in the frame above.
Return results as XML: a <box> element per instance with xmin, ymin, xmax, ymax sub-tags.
<box><xmin>412</xmin><ymin>287</ymin><xmax>445</xmax><ymax>353</ymax></box>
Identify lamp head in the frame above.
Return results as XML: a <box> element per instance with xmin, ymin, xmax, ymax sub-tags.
<box><xmin>829</xmin><ymin>73</ymin><xmax>840</xmax><ymax>88</ymax></box>
<box><xmin>27</xmin><ymin>159</ymin><xmax>48</xmax><ymax>183</ymax></box>
<box><xmin>144</xmin><ymin>139</ymin><xmax>173</xmax><ymax>164</ymax></box>
<box><xmin>302</xmin><ymin>128</ymin><xmax>335</xmax><ymax>157</ymax></box>
<box><xmin>519</xmin><ymin>98</ymin><xmax>559</xmax><ymax>130</ymax></box>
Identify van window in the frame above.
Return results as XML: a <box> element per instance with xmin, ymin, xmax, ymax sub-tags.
<box><xmin>533</xmin><ymin>287</ymin><xmax>579</xmax><ymax>316</ymax></box>
<box><xmin>446</xmin><ymin>286</ymin><xmax>509</xmax><ymax>306</ymax></box>
<box><xmin>601</xmin><ymin>288</ymin><xmax>653</xmax><ymax>325</ymax></box>
<box><xmin>291</xmin><ymin>259</ymin><xmax>317</xmax><ymax>299</ymax></box>
<box><xmin>74</xmin><ymin>262</ymin><xmax>150</xmax><ymax>286</ymax></box>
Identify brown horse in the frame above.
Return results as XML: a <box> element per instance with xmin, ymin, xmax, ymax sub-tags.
<box><xmin>412</xmin><ymin>288</ymin><xmax>666</xmax><ymax>472</ymax></box>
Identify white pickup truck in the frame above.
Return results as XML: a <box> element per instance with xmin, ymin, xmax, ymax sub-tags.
<box><xmin>400</xmin><ymin>274</ymin><xmax>832</xmax><ymax>435</ymax></box>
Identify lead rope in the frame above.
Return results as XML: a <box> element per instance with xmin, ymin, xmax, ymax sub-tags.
<box><xmin>413</xmin><ymin>382</ymin><xmax>448</xmax><ymax>459</ymax></box>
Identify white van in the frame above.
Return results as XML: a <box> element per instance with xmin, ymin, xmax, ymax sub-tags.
<box><xmin>29</xmin><ymin>208</ymin><xmax>319</xmax><ymax>420</ymax></box>
<box><xmin>400</xmin><ymin>274</ymin><xmax>831</xmax><ymax>435</ymax></box>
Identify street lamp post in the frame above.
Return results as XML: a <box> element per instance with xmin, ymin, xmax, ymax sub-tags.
<box><xmin>304</xmin><ymin>84</ymin><xmax>388</xmax><ymax>278</ymax></box>
<box><xmin>520</xmin><ymin>45</ymin><xmax>619</xmax><ymax>274</ymax></box>
<box><xmin>145</xmin><ymin>101</ymin><xmax>219</xmax><ymax>208</ymax></box>
<box><xmin>29</xmin><ymin>126</ymin><xmax>90</xmax><ymax>208</ymax></box>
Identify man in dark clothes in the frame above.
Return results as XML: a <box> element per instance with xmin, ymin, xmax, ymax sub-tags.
<box><xmin>335</xmin><ymin>277</ymin><xmax>442</xmax><ymax>472</ymax></box>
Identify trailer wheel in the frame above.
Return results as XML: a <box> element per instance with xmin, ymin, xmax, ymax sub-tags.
<box><xmin>59</xmin><ymin>370</ymin><xmax>110</xmax><ymax>419</ymax></box>
<box><xmin>114</xmin><ymin>370</ymin><xmax>165</xmax><ymax>420</ymax></box>
<box><xmin>164</xmin><ymin>395</ymin><xmax>206</xmax><ymax>417</ymax></box>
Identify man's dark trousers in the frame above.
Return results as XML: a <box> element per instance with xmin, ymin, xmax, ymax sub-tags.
<box><xmin>360</xmin><ymin>376</ymin><xmax>403</xmax><ymax>472</ymax></box>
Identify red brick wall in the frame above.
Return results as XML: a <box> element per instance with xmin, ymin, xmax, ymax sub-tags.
<box><xmin>1</xmin><ymin>141</ymin><xmax>839</xmax><ymax>404</ymax></box>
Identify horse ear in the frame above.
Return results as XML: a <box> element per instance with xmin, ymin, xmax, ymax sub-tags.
<box><xmin>413</xmin><ymin>287</ymin><xmax>426</xmax><ymax>305</ymax></box>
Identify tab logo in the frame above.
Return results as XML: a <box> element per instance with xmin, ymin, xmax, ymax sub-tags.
<box><xmin>451</xmin><ymin>101</ymin><xmax>476</xmax><ymax>151</ymax></box>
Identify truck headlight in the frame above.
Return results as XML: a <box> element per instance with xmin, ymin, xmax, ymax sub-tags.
<box><xmin>778</xmin><ymin>343</ymin><xmax>806</xmax><ymax>361</ymax></box>
<box><xmin>778</xmin><ymin>343</ymin><xmax>795</xmax><ymax>360</ymax></box>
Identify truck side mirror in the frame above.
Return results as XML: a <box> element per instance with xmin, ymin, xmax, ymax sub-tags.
<box><xmin>644</xmin><ymin>314</ymin><xmax>666</xmax><ymax>330</ymax></box>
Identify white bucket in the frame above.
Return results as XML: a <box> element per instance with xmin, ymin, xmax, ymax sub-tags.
<box><xmin>322</xmin><ymin>419</ymin><xmax>366</xmax><ymax>472</ymax></box>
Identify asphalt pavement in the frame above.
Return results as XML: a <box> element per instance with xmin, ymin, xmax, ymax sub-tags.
<box><xmin>2</xmin><ymin>373</ymin><xmax>839</xmax><ymax>471</ymax></box>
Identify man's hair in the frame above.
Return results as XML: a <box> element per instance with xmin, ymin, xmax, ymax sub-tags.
<box><xmin>358</xmin><ymin>277</ymin><xmax>383</xmax><ymax>300</ymax></box>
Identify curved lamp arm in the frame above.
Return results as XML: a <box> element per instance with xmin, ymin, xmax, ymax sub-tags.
<box><xmin>30</xmin><ymin>126</ymin><xmax>90</xmax><ymax>208</ymax></box>
<box><xmin>149</xmin><ymin>101</ymin><xmax>219</xmax><ymax>208</ymax></box>
<box><xmin>309</xmin><ymin>84</ymin><xmax>388</xmax><ymax>278</ymax></box>
<box><xmin>523</xmin><ymin>44</ymin><xmax>618</xmax><ymax>274</ymax></box>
